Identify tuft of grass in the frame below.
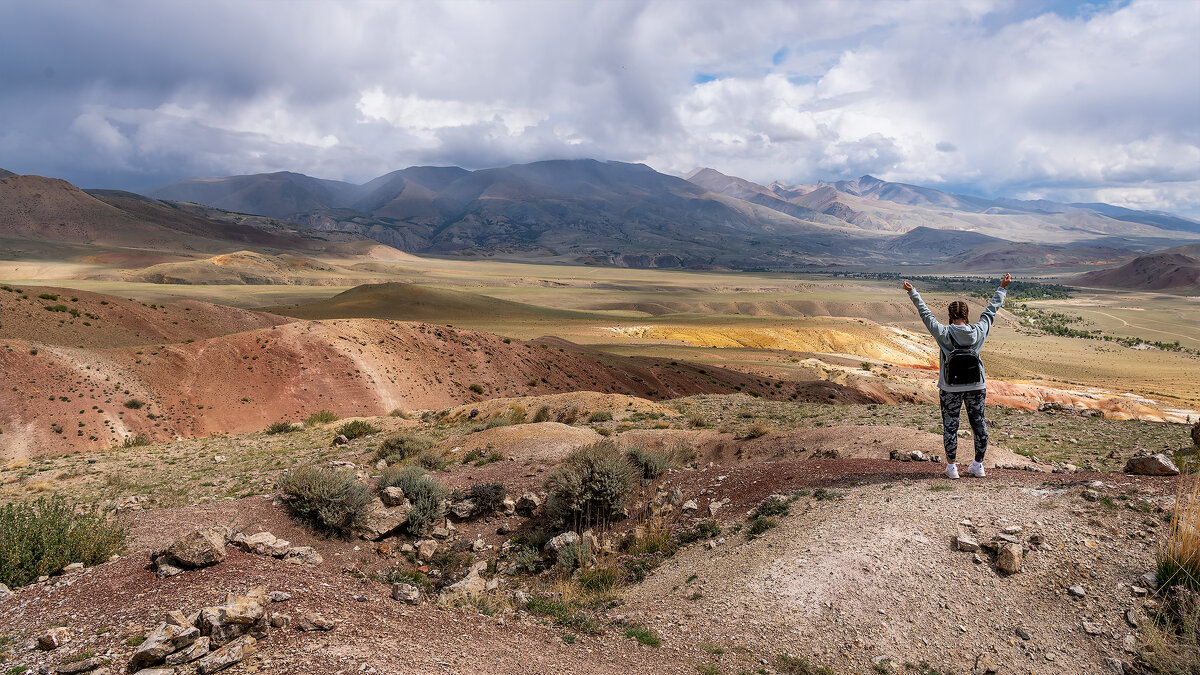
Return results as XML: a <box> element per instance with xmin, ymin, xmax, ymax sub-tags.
<box><xmin>337</xmin><ymin>420</ymin><xmax>380</xmax><ymax>440</ymax></box>
<box><xmin>776</xmin><ymin>654</ymin><xmax>834</xmax><ymax>675</ymax></box>
<box><xmin>1157</xmin><ymin>472</ymin><xmax>1200</xmax><ymax>593</ymax></box>
<box><xmin>304</xmin><ymin>410</ymin><xmax>339</xmax><ymax>426</ymax></box>
<box><xmin>0</xmin><ymin>496</ymin><xmax>126</xmax><ymax>589</ymax></box>
<box><xmin>812</xmin><ymin>488</ymin><xmax>842</xmax><ymax>501</ymax></box>
<box><xmin>588</xmin><ymin>410</ymin><xmax>613</xmax><ymax>423</ymax></box>
<box><xmin>695</xmin><ymin>665</ymin><xmax>718</xmax><ymax>675</ymax></box>
<box><xmin>746</xmin><ymin>516</ymin><xmax>777</xmax><ymax>538</ymax></box>
<box><xmin>377</xmin><ymin>465</ymin><xmax>447</xmax><ymax>534</ymax></box>
<box><xmin>524</xmin><ymin>595</ymin><xmax>602</xmax><ymax>634</ymax></box>
<box><xmin>622</xmin><ymin>624</ymin><xmax>661</xmax><ymax>647</ymax></box>
<box><xmin>928</xmin><ymin>484</ymin><xmax>955</xmax><ymax>493</ymax></box>
<box><xmin>545</xmin><ymin>440</ymin><xmax>638</xmax><ymax>530</ymax></box>
<box><xmin>626</xmin><ymin>446</ymin><xmax>673</xmax><ymax>479</ymax></box>
<box><xmin>276</xmin><ymin>466</ymin><xmax>373</xmax><ymax>536</ymax></box>
<box><xmin>742</xmin><ymin>422</ymin><xmax>769</xmax><ymax>439</ymax></box>
<box><xmin>561</xmin><ymin>632</ymin><xmax>576</xmax><ymax>644</ymax></box>
<box><xmin>264</xmin><ymin>421</ymin><xmax>298</xmax><ymax>435</ymax></box>
<box><xmin>375</xmin><ymin>433</ymin><xmax>434</xmax><ymax>461</ymax></box>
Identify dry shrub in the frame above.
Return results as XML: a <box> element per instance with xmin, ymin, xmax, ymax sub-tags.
<box><xmin>304</xmin><ymin>409</ymin><xmax>339</xmax><ymax>426</ymax></box>
<box><xmin>1142</xmin><ymin>473</ymin><xmax>1200</xmax><ymax>672</ymax></box>
<box><xmin>545</xmin><ymin>440</ymin><xmax>637</xmax><ymax>530</ymax></box>
<box><xmin>378</xmin><ymin>465</ymin><xmax>447</xmax><ymax>534</ymax></box>
<box><xmin>558</xmin><ymin>407</ymin><xmax>581</xmax><ymax>425</ymax></box>
<box><xmin>375</xmin><ymin>432</ymin><xmax>434</xmax><ymax>461</ymax></box>
<box><xmin>0</xmin><ymin>496</ymin><xmax>126</xmax><ymax>588</ymax></box>
<box><xmin>533</xmin><ymin>406</ymin><xmax>551</xmax><ymax>423</ymax></box>
<box><xmin>337</xmin><ymin>420</ymin><xmax>380</xmax><ymax>440</ymax></box>
<box><xmin>277</xmin><ymin>466</ymin><xmax>373</xmax><ymax>536</ymax></box>
<box><xmin>625</xmin><ymin>446</ymin><xmax>672</xmax><ymax>479</ymax></box>
<box><xmin>508</xmin><ymin>404</ymin><xmax>527</xmax><ymax>424</ymax></box>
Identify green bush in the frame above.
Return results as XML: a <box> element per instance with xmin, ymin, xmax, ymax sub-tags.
<box><xmin>276</xmin><ymin>466</ymin><xmax>373</xmax><ymax>536</ymax></box>
<box><xmin>545</xmin><ymin>440</ymin><xmax>638</xmax><ymax>529</ymax></box>
<box><xmin>375</xmin><ymin>433</ymin><xmax>434</xmax><ymax>461</ymax></box>
<box><xmin>622</xmin><ymin>624</ymin><xmax>661</xmax><ymax>647</ymax></box>
<box><xmin>587</xmin><ymin>410</ymin><xmax>613</xmax><ymax>423</ymax></box>
<box><xmin>625</xmin><ymin>446</ymin><xmax>672</xmax><ymax>479</ymax></box>
<box><xmin>0</xmin><ymin>496</ymin><xmax>126</xmax><ymax>588</ymax></box>
<box><xmin>304</xmin><ymin>410</ymin><xmax>339</xmax><ymax>426</ymax></box>
<box><xmin>377</xmin><ymin>465</ymin><xmax>447</xmax><ymax>534</ymax></box>
<box><xmin>264</xmin><ymin>421</ymin><xmax>298</xmax><ymax>435</ymax></box>
<box><xmin>122</xmin><ymin>399</ymin><xmax>145</xmax><ymax>410</ymax></box>
<box><xmin>468</xmin><ymin>384</ymin><xmax>484</xmax><ymax>394</ymax></box>
<box><xmin>336</xmin><ymin>420</ymin><xmax>380</xmax><ymax>440</ymax></box>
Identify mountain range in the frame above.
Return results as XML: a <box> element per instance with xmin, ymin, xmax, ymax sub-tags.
<box><xmin>3</xmin><ymin>160</ymin><xmax>1198</xmax><ymax>278</ymax></box>
<box><xmin>145</xmin><ymin>160</ymin><xmax>1200</xmax><ymax>270</ymax></box>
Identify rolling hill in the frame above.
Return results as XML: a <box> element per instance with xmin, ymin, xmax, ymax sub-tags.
<box><xmin>1071</xmin><ymin>244</ymin><xmax>1200</xmax><ymax>292</ymax></box>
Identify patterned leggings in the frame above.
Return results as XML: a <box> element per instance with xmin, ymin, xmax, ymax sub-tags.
<box><xmin>940</xmin><ymin>389</ymin><xmax>988</xmax><ymax>463</ymax></box>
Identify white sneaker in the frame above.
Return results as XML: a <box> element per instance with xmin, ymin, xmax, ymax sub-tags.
<box><xmin>945</xmin><ymin>464</ymin><xmax>960</xmax><ymax>479</ymax></box>
<box><xmin>968</xmin><ymin>461</ymin><xmax>986</xmax><ymax>478</ymax></box>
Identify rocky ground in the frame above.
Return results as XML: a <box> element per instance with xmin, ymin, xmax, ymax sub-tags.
<box><xmin>1</xmin><ymin>397</ymin><xmax>1194</xmax><ymax>675</ymax></box>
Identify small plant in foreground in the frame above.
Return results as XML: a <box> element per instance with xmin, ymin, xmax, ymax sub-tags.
<box><xmin>377</xmin><ymin>465</ymin><xmax>447</xmax><ymax>534</ymax></box>
<box><xmin>776</xmin><ymin>653</ymin><xmax>834</xmax><ymax>675</ymax></box>
<box><xmin>276</xmin><ymin>466</ymin><xmax>372</xmax><ymax>536</ymax></box>
<box><xmin>0</xmin><ymin>496</ymin><xmax>126</xmax><ymax>588</ymax></box>
<box><xmin>622</xmin><ymin>624</ymin><xmax>661</xmax><ymax>647</ymax></box>
<box><xmin>813</xmin><ymin>488</ymin><xmax>842</xmax><ymax>501</ymax></box>
<box><xmin>264</xmin><ymin>421</ymin><xmax>297</xmax><ymax>435</ymax></box>
<box><xmin>336</xmin><ymin>420</ymin><xmax>380</xmax><ymax>440</ymax></box>
<box><xmin>695</xmin><ymin>665</ymin><xmax>718</xmax><ymax>675</ymax></box>
<box><xmin>753</xmin><ymin>494</ymin><xmax>799</xmax><ymax>518</ymax></box>
<box><xmin>545</xmin><ymin>440</ymin><xmax>638</xmax><ymax>529</ymax></box>
<box><xmin>929</xmin><ymin>484</ymin><xmax>954</xmax><ymax>493</ymax></box>
<box><xmin>523</xmin><ymin>594</ymin><xmax>602</xmax><ymax>634</ymax></box>
<box><xmin>304</xmin><ymin>410</ymin><xmax>339</xmax><ymax>426</ymax></box>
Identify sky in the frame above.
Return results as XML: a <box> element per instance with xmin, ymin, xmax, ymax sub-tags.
<box><xmin>1</xmin><ymin>0</ymin><xmax>1198</xmax><ymax>216</ymax></box>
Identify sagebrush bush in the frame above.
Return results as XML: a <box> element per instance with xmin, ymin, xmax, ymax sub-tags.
<box><xmin>375</xmin><ymin>433</ymin><xmax>434</xmax><ymax>461</ymax></box>
<box><xmin>558</xmin><ymin>407</ymin><xmax>580</xmax><ymax>425</ymax></box>
<box><xmin>123</xmin><ymin>399</ymin><xmax>145</xmax><ymax>410</ymax></box>
<box><xmin>587</xmin><ymin>410</ymin><xmax>613</xmax><ymax>423</ymax></box>
<box><xmin>545</xmin><ymin>440</ymin><xmax>638</xmax><ymax>529</ymax></box>
<box><xmin>304</xmin><ymin>410</ymin><xmax>339</xmax><ymax>426</ymax></box>
<box><xmin>0</xmin><ymin>496</ymin><xmax>126</xmax><ymax>588</ymax></box>
<box><xmin>277</xmin><ymin>466</ymin><xmax>373</xmax><ymax>536</ymax></box>
<box><xmin>468</xmin><ymin>482</ymin><xmax>506</xmax><ymax>512</ymax></box>
<box><xmin>336</xmin><ymin>420</ymin><xmax>380</xmax><ymax>440</ymax></box>
<box><xmin>264</xmin><ymin>421</ymin><xmax>298</xmax><ymax>435</ymax></box>
<box><xmin>378</xmin><ymin>465</ymin><xmax>447</xmax><ymax>534</ymax></box>
<box><xmin>533</xmin><ymin>406</ymin><xmax>551</xmax><ymax>423</ymax></box>
<box><xmin>625</xmin><ymin>446</ymin><xmax>672</xmax><ymax>479</ymax></box>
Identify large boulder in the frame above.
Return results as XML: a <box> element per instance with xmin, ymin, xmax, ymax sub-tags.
<box><xmin>128</xmin><ymin>623</ymin><xmax>200</xmax><ymax>671</ymax></box>
<box><xmin>165</xmin><ymin>636</ymin><xmax>210</xmax><ymax>666</ymax></box>
<box><xmin>392</xmin><ymin>582</ymin><xmax>421</xmax><ymax>604</ymax></box>
<box><xmin>152</xmin><ymin>528</ymin><xmax>227</xmax><ymax>576</ymax></box>
<box><xmin>196</xmin><ymin>591</ymin><xmax>268</xmax><ymax>647</ymax></box>
<box><xmin>997</xmin><ymin>544</ymin><xmax>1023</xmax><ymax>574</ymax></box>
<box><xmin>449</xmin><ymin>498</ymin><xmax>477</xmax><ymax>520</ymax></box>
<box><xmin>232</xmin><ymin>532</ymin><xmax>290</xmax><ymax>557</ymax></box>
<box><xmin>1124</xmin><ymin>453</ymin><xmax>1180</xmax><ymax>476</ymax></box>
<box><xmin>353</xmin><ymin>497</ymin><xmax>413</xmax><ymax>541</ymax></box>
<box><xmin>196</xmin><ymin>635</ymin><xmax>256</xmax><ymax>674</ymax></box>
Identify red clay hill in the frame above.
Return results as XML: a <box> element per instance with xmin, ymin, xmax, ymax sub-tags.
<box><xmin>1072</xmin><ymin>243</ymin><xmax>1200</xmax><ymax>293</ymax></box>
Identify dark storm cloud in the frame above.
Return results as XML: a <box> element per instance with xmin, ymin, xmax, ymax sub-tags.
<box><xmin>0</xmin><ymin>0</ymin><xmax>1197</xmax><ymax>215</ymax></box>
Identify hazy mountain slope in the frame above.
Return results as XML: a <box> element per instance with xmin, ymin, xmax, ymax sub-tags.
<box><xmin>0</xmin><ymin>168</ymin><xmax>16</xmax><ymax>179</ymax></box>
<box><xmin>939</xmin><ymin>242</ymin><xmax>1134</xmax><ymax>271</ymax></box>
<box><xmin>148</xmin><ymin>171</ymin><xmax>361</xmax><ymax>218</ymax></box>
<box><xmin>1072</xmin><ymin>246</ymin><xmax>1200</xmax><ymax>292</ymax></box>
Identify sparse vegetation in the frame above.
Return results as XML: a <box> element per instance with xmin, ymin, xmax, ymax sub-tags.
<box><xmin>0</xmin><ymin>496</ymin><xmax>126</xmax><ymax>588</ymax></box>
<box><xmin>377</xmin><ymin>464</ymin><xmax>447</xmax><ymax>534</ymax></box>
<box><xmin>375</xmin><ymin>432</ymin><xmax>435</xmax><ymax>462</ymax></box>
<box><xmin>588</xmin><ymin>410</ymin><xmax>613</xmax><ymax>423</ymax></box>
<box><xmin>545</xmin><ymin>440</ymin><xmax>638</xmax><ymax>529</ymax></box>
<box><xmin>469</xmin><ymin>384</ymin><xmax>485</xmax><ymax>394</ymax></box>
<box><xmin>336</xmin><ymin>420</ymin><xmax>380</xmax><ymax>440</ymax></box>
<box><xmin>467</xmin><ymin>481</ymin><xmax>506</xmax><ymax>512</ymax></box>
<box><xmin>622</xmin><ymin>624</ymin><xmax>661</xmax><ymax>647</ymax></box>
<box><xmin>264</xmin><ymin>421</ymin><xmax>298</xmax><ymax>434</ymax></box>
<box><xmin>304</xmin><ymin>410</ymin><xmax>339</xmax><ymax>426</ymax></box>
<box><xmin>276</xmin><ymin>466</ymin><xmax>373</xmax><ymax>536</ymax></box>
<box><xmin>121</xmin><ymin>434</ymin><xmax>151</xmax><ymax>448</ymax></box>
<box><xmin>625</xmin><ymin>446</ymin><xmax>673</xmax><ymax>479</ymax></box>
<box><xmin>122</xmin><ymin>398</ymin><xmax>145</xmax><ymax>410</ymax></box>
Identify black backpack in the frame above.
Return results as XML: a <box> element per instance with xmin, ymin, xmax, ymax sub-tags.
<box><xmin>944</xmin><ymin>331</ymin><xmax>983</xmax><ymax>386</ymax></box>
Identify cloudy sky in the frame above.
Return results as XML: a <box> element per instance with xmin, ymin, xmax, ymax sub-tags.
<box><xmin>2</xmin><ymin>0</ymin><xmax>1198</xmax><ymax>216</ymax></box>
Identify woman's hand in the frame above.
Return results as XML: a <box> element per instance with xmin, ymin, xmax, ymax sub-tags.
<box><xmin>1001</xmin><ymin>273</ymin><xmax>1012</xmax><ymax>288</ymax></box>
<box><xmin>903</xmin><ymin>281</ymin><xmax>913</xmax><ymax>292</ymax></box>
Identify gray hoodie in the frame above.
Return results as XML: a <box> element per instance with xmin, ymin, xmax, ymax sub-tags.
<box><xmin>908</xmin><ymin>286</ymin><xmax>1007</xmax><ymax>392</ymax></box>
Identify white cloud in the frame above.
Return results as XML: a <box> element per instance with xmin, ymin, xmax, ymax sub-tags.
<box><xmin>0</xmin><ymin>0</ymin><xmax>1196</xmax><ymax>217</ymax></box>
